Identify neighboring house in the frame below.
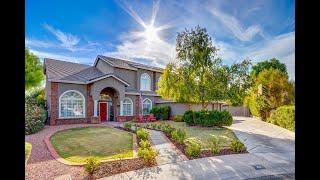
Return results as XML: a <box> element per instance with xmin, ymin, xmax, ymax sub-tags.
<box><xmin>44</xmin><ymin>55</ymin><xmax>226</xmax><ymax>125</ymax></box>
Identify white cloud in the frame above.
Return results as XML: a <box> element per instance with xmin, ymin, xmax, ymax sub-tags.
<box><xmin>218</xmin><ymin>32</ymin><xmax>295</xmax><ymax>80</ymax></box>
<box><xmin>25</xmin><ymin>38</ymin><xmax>56</xmax><ymax>48</ymax></box>
<box><xmin>208</xmin><ymin>7</ymin><xmax>264</xmax><ymax>41</ymax></box>
<box><xmin>43</xmin><ymin>23</ymin><xmax>80</xmax><ymax>51</ymax></box>
<box><xmin>105</xmin><ymin>37</ymin><xmax>175</xmax><ymax>67</ymax></box>
<box><xmin>29</xmin><ymin>49</ymin><xmax>92</xmax><ymax>65</ymax></box>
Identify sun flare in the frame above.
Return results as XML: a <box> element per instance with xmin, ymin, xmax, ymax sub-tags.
<box><xmin>144</xmin><ymin>25</ymin><xmax>159</xmax><ymax>42</ymax></box>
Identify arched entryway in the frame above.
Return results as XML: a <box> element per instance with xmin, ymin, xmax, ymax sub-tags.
<box><xmin>98</xmin><ymin>87</ymin><xmax>119</xmax><ymax>121</ymax></box>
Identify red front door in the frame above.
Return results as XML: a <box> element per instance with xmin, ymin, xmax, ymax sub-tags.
<box><xmin>99</xmin><ymin>102</ymin><xmax>108</xmax><ymax>121</ymax></box>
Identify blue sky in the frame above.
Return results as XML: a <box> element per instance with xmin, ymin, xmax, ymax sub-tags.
<box><xmin>26</xmin><ymin>0</ymin><xmax>295</xmax><ymax>80</ymax></box>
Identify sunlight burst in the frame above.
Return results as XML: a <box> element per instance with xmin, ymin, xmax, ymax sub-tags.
<box><xmin>144</xmin><ymin>25</ymin><xmax>159</xmax><ymax>42</ymax></box>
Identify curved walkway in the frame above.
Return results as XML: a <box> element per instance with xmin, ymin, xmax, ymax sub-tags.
<box><xmin>25</xmin><ymin>123</ymin><xmax>113</xmax><ymax>180</ymax></box>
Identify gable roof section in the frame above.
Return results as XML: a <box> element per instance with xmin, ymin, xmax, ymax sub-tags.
<box><xmin>94</xmin><ymin>55</ymin><xmax>164</xmax><ymax>73</ymax></box>
<box><xmin>44</xmin><ymin>58</ymin><xmax>130</xmax><ymax>86</ymax></box>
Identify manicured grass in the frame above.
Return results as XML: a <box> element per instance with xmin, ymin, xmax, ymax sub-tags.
<box><xmin>25</xmin><ymin>142</ymin><xmax>32</xmax><ymax>163</ymax></box>
<box><xmin>143</xmin><ymin>121</ymin><xmax>237</xmax><ymax>149</ymax></box>
<box><xmin>50</xmin><ymin>127</ymin><xmax>134</xmax><ymax>163</ymax></box>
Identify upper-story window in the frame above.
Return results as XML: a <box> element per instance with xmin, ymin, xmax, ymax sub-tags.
<box><xmin>140</xmin><ymin>73</ymin><xmax>151</xmax><ymax>91</ymax></box>
<box><xmin>59</xmin><ymin>90</ymin><xmax>85</xmax><ymax>118</ymax></box>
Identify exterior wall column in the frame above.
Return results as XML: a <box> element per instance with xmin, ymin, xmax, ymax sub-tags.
<box><xmin>120</xmin><ymin>100</ymin><xmax>123</xmax><ymax>115</ymax></box>
<box><xmin>94</xmin><ymin>100</ymin><xmax>98</xmax><ymax>116</ymax></box>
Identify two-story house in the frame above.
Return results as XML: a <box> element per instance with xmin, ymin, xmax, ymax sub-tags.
<box><xmin>44</xmin><ymin>55</ymin><xmax>164</xmax><ymax>125</ymax></box>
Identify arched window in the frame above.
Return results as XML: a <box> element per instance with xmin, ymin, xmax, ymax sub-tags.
<box><xmin>122</xmin><ymin>97</ymin><xmax>133</xmax><ymax>116</ymax></box>
<box><xmin>142</xmin><ymin>98</ymin><xmax>152</xmax><ymax>115</ymax></box>
<box><xmin>140</xmin><ymin>73</ymin><xmax>151</xmax><ymax>91</ymax></box>
<box><xmin>59</xmin><ymin>90</ymin><xmax>85</xmax><ymax>118</ymax></box>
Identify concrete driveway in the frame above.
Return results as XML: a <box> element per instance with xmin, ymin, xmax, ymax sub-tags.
<box><xmin>229</xmin><ymin>116</ymin><xmax>295</xmax><ymax>163</ymax></box>
<box><xmin>100</xmin><ymin>117</ymin><xmax>295</xmax><ymax>180</ymax></box>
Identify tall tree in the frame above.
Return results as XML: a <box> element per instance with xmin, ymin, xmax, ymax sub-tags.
<box><xmin>158</xmin><ymin>26</ymin><xmax>228</xmax><ymax>108</ymax></box>
<box><xmin>244</xmin><ymin>68</ymin><xmax>292</xmax><ymax>120</ymax></box>
<box><xmin>226</xmin><ymin>59</ymin><xmax>252</xmax><ymax>106</ymax></box>
<box><xmin>25</xmin><ymin>48</ymin><xmax>44</xmax><ymax>90</ymax></box>
<box><xmin>251</xmin><ymin>58</ymin><xmax>287</xmax><ymax>78</ymax></box>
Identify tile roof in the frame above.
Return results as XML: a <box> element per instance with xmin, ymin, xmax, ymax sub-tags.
<box><xmin>97</xmin><ymin>55</ymin><xmax>164</xmax><ymax>72</ymax></box>
<box><xmin>44</xmin><ymin>58</ymin><xmax>109</xmax><ymax>83</ymax></box>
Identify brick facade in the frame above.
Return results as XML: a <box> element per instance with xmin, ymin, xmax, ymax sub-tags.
<box><xmin>135</xmin><ymin>96</ymin><xmax>141</xmax><ymax>115</ymax></box>
<box><xmin>50</xmin><ymin>82</ymin><xmax>58</xmax><ymax>125</ymax></box>
<box><xmin>50</xmin><ymin>82</ymin><xmax>96</xmax><ymax>125</ymax></box>
<box><xmin>87</xmin><ymin>83</ymin><xmax>94</xmax><ymax>121</ymax></box>
<box><xmin>55</xmin><ymin>118</ymin><xmax>88</xmax><ymax>125</ymax></box>
<box><xmin>116</xmin><ymin>115</ymin><xmax>135</xmax><ymax>122</ymax></box>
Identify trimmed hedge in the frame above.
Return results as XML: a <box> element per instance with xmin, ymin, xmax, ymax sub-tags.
<box><xmin>150</xmin><ymin>105</ymin><xmax>170</xmax><ymax>120</ymax></box>
<box><xmin>267</xmin><ymin>105</ymin><xmax>295</xmax><ymax>131</ymax></box>
<box><xmin>182</xmin><ymin>110</ymin><xmax>233</xmax><ymax>127</ymax></box>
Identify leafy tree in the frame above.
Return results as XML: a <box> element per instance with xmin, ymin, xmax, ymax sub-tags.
<box><xmin>226</xmin><ymin>59</ymin><xmax>252</xmax><ymax>106</ymax></box>
<box><xmin>25</xmin><ymin>48</ymin><xmax>44</xmax><ymax>90</ymax></box>
<box><xmin>158</xmin><ymin>26</ymin><xmax>228</xmax><ymax>108</ymax></box>
<box><xmin>251</xmin><ymin>58</ymin><xmax>287</xmax><ymax>78</ymax></box>
<box><xmin>244</xmin><ymin>68</ymin><xmax>292</xmax><ymax>120</ymax></box>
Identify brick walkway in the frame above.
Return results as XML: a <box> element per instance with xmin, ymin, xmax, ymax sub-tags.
<box><xmin>148</xmin><ymin>129</ymin><xmax>188</xmax><ymax>165</ymax></box>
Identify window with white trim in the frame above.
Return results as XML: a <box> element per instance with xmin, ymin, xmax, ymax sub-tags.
<box><xmin>122</xmin><ymin>97</ymin><xmax>133</xmax><ymax>116</ymax></box>
<box><xmin>142</xmin><ymin>98</ymin><xmax>152</xmax><ymax>115</ymax></box>
<box><xmin>59</xmin><ymin>90</ymin><xmax>85</xmax><ymax>118</ymax></box>
<box><xmin>140</xmin><ymin>73</ymin><xmax>151</xmax><ymax>91</ymax></box>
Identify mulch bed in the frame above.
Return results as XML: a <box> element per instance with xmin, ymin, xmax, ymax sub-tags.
<box><xmin>93</xmin><ymin>157</ymin><xmax>155</xmax><ymax>179</ymax></box>
<box><xmin>136</xmin><ymin>124</ymin><xmax>248</xmax><ymax>160</ymax></box>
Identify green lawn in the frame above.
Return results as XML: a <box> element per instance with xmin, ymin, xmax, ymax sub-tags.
<box><xmin>25</xmin><ymin>142</ymin><xmax>32</xmax><ymax>163</ymax></box>
<box><xmin>142</xmin><ymin>121</ymin><xmax>237</xmax><ymax>149</ymax></box>
<box><xmin>50</xmin><ymin>127</ymin><xmax>134</xmax><ymax>163</ymax></box>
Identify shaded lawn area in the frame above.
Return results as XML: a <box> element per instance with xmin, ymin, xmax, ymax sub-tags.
<box><xmin>50</xmin><ymin>127</ymin><xmax>133</xmax><ymax>163</ymax></box>
<box><xmin>140</xmin><ymin>121</ymin><xmax>237</xmax><ymax>149</ymax></box>
<box><xmin>25</xmin><ymin>142</ymin><xmax>32</xmax><ymax>163</ymax></box>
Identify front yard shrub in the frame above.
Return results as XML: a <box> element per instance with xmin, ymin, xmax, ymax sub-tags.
<box><xmin>25</xmin><ymin>142</ymin><xmax>32</xmax><ymax>164</ymax></box>
<box><xmin>139</xmin><ymin>139</ymin><xmax>151</xmax><ymax>149</ymax></box>
<box><xmin>183</xmin><ymin>110</ymin><xmax>194</xmax><ymax>125</ymax></box>
<box><xmin>161</xmin><ymin>123</ymin><xmax>175</xmax><ymax>134</ymax></box>
<box><xmin>25</xmin><ymin>90</ymin><xmax>47</xmax><ymax>135</ymax></box>
<box><xmin>151</xmin><ymin>123</ymin><xmax>157</xmax><ymax>129</ymax></box>
<box><xmin>156</xmin><ymin>123</ymin><xmax>163</xmax><ymax>130</ymax></box>
<box><xmin>150</xmin><ymin>105</ymin><xmax>171</xmax><ymax>120</ymax></box>
<box><xmin>85</xmin><ymin>157</ymin><xmax>101</xmax><ymax>174</ymax></box>
<box><xmin>136</xmin><ymin>128</ymin><xmax>149</xmax><ymax>140</ymax></box>
<box><xmin>267</xmin><ymin>105</ymin><xmax>295</xmax><ymax>131</ymax></box>
<box><xmin>124</xmin><ymin>122</ymin><xmax>132</xmax><ymax>130</ymax></box>
<box><xmin>182</xmin><ymin>110</ymin><xmax>233</xmax><ymax>127</ymax></box>
<box><xmin>138</xmin><ymin>147</ymin><xmax>159</xmax><ymax>164</ymax></box>
<box><xmin>209</xmin><ymin>135</ymin><xmax>220</xmax><ymax>154</ymax></box>
<box><xmin>231</xmin><ymin>139</ymin><xmax>246</xmax><ymax>153</ymax></box>
<box><xmin>173</xmin><ymin>115</ymin><xmax>183</xmax><ymax>122</ymax></box>
<box><xmin>171</xmin><ymin>128</ymin><xmax>186</xmax><ymax>144</ymax></box>
<box><xmin>184</xmin><ymin>138</ymin><xmax>202</xmax><ymax>157</ymax></box>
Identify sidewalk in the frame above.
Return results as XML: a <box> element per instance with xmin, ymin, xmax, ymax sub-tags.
<box><xmin>99</xmin><ymin>153</ymin><xmax>294</xmax><ymax>180</ymax></box>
